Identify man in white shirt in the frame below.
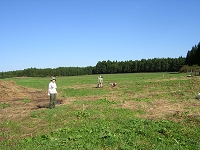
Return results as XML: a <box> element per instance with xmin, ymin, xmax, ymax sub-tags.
<box><xmin>48</xmin><ymin>77</ymin><xmax>58</xmax><ymax>109</ymax></box>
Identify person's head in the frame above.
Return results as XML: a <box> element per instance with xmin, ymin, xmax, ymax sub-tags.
<box><xmin>50</xmin><ymin>77</ymin><xmax>56</xmax><ymax>82</ymax></box>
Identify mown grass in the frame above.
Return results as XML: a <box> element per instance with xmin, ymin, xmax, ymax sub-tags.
<box><xmin>1</xmin><ymin>73</ymin><xmax>200</xmax><ymax>150</ymax></box>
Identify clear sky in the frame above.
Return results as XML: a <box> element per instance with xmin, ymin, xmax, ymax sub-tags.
<box><xmin>1</xmin><ymin>0</ymin><xmax>200</xmax><ymax>72</ymax></box>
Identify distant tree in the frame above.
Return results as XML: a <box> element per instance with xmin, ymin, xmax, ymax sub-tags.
<box><xmin>179</xmin><ymin>65</ymin><xmax>191</xmax><ymax>73</ymax></box>
<box><xmin>196</xmin><ymin>42</ymin><xmax>200</xmax><ymax>66</ymax></box>
<box><xmin>185</xmin><ymin>42</ymin><xmax>200</xmax><ymax>66</ymax></box>
<box><xmin>95</xmin><ymin>61</ymin><xmax>107</xmax><ymax>74</ymax></box>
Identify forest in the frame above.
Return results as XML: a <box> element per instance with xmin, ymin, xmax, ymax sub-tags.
<box><xmin>1</xmin><ymin>42</ymin><xmax>200</xmax><ymax>79</ymax></box>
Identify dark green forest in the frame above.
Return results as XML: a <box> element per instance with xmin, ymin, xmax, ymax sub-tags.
<box><xmin>1</xmin><ymin>42</ymin><xmax>200</xmax><ymax>79</ymax></box>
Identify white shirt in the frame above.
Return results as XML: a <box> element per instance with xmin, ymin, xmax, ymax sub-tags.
<box><xmin>98</xmin><ymin>77</ymin><xmax>103</xmax><ymax>83</ymax></box>
<box><xmin>48</xmin><ymin>82</ymin><xmax>57</xmax><ymax>94</ymax></box>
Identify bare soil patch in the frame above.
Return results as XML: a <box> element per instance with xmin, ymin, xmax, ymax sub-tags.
<box><xmin>121</xmin><ymin>100</ymin><xmax>200</xmax><ymax>121</ymax></box>
<box><xmin>0</xmin><ymin>80</ymin><xmax>66</xmax><ymax>120</ymax></box>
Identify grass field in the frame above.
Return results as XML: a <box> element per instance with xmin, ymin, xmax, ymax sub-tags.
<box><xmin>1</xmin><ymin>73</ymin><xmax>200</xmax><ymax>150</ymax></box>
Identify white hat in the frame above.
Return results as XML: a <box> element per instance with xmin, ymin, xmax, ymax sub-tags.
<box><xmin>50</xmin><ymin>77</ymin><xmax>56</xmax><ymax>81</ymax></box>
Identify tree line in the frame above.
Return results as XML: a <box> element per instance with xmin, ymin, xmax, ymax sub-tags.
<box><xmin>1</xmin><ymin>42</ymin><xmax>200</xmax><ymax>79</ymax></box>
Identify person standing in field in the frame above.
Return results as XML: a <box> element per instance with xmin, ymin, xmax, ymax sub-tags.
<box><xmin>97</xmin><ymin>76</ymin><xmax>103</xmax><ymax>88</ymax></box>
<box><xmin>48</xmin><ymin>77</ymin><xmax>58</xmax><ymax>109</ymax></box>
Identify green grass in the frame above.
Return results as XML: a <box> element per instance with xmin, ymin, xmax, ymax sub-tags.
<box><xmin>0</xmin><ymin>103</ymin><xmax>10</xmax><ymax>109</ymax></box>
<box><xmin>1</xmin><ymin>73</ymin><xmax>200</xmax><ymax>150</ymax></box>
<box><xmin>20</xmin><ymin>98</ymin><xmax>32</xmax><ymax>103</ymax></box>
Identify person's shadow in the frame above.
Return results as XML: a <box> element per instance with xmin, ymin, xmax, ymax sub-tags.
<box><xmin>36</xmin><ymin>99</ymin><xmax>63</xmax><ymax>109</ymax></box>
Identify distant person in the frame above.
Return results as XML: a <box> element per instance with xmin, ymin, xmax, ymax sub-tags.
<box><xmin>48</xmin><ymin>77</ymin><xmax>58</xmax><ymax>109</ymax></box>
<box><xmin>111</xmin><ymin>82</ymin><xmax>117</xmax><ymax>87</ymax></box>
<box><xmin>97</xmin><ymin>76</ymin><xmax>103</xmax><ymax>88</ymax></box>
<box><xmin>107</xmin><ymin>81</ymin><xmax>117</xmax><ymax>87</ymax></box>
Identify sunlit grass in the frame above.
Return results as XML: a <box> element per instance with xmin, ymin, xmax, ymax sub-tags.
<box><xmin>1</xmin><ymin>73</ymin><xmax>200</xmax><ymax>149</ymax></box>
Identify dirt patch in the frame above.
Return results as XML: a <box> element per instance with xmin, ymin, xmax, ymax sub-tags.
<box><xmin>0</xmin><ymin>80</ymin><xmax>66</xmax><ymax>120</ymax></box>
<box><xmin>121</xmin><ymin>100</ymin><xmax>200</xmax><ymax>121</ymax></box>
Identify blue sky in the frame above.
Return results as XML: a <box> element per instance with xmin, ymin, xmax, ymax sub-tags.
<box><xmin>1</xmin><ymin>0</ymin><xmax>200</xmax><ymax>72</ymax></box>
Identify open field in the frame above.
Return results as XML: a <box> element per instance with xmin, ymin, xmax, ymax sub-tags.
<box><xmin>0</xmin><ymin>73</ymin><xmax>200</xmax><ymax>149</ymax></box>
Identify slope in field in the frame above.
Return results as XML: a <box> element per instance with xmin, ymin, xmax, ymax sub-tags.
<box><xmin>0</xmin><ymin>80</ymin><xmax>41</xmax><ymax>101</ymax></box>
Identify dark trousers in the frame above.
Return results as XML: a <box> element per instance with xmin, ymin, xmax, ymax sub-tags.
<box><xmin>50</xmin><ymin>94</ymin><xmax>56</xmax><ymax>109</ymax></box>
